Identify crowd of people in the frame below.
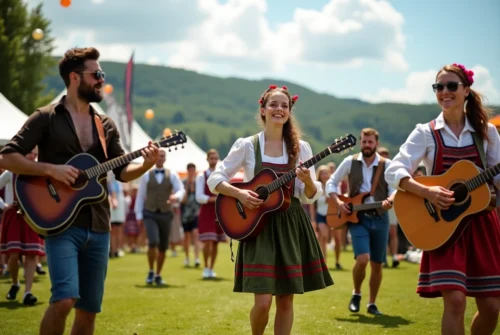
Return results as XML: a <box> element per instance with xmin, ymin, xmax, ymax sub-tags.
<box><xmin>0</xmin><ymin>46</ymin><xmax>499</xmax><ymax>335</ymax></box>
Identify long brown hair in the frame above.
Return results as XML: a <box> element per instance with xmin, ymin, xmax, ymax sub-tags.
<box><xmin>257</xmin><ymin>86</ymin><xmax>301</xmax><ymax>169</ymax></box>
<box><xmin>437</xmin><ymin>64</ymin><xmax>492</xmax><ymax>140</ymax></box>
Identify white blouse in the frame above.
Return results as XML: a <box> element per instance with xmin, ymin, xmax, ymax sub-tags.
<box><xmin>385</xmin><ymin>112</ymin><xmax>500</xmax><ymax>196</ymax></box>
<box><xmin>0</xmin><ymin>170</ymin><xmax>13</xmax><ymax>210</ymax></box>
<box><xmin>207</xmin><ymin>131</ymin><xmax>323</xmax><ymax>204</ymax></box>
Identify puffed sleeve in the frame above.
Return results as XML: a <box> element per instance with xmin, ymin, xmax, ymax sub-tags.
<box><xmin>294</xmin><ymin>141</ymin><xmax>322</xmax><ymax>204</ymax></box>
<box><xmin>207</xmin><ymin>138</ymin><xmax>247</xmax><ymax>194</ymax></box>
<box><xmin>486</xmin><ymin>123</ymin><xmax>500</xmax><ymax>190</ymax></box>
<box><xmin>385</xmin><ymin>123</ymin><xmax>428</xmax><ymax>191</ymax></box>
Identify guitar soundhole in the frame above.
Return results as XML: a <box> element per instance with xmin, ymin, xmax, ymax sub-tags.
<box><xmin>73</xmin><ymin>173</ymin><xmax>89</xmax><ymax>189</ymax></box>
<box><xmin>256</xmin><ymin>187</ymin><xmax>269</xmax><ymax>201</ymax></box>
<box><xmin>450</xmin><ymin>182</ymin><xmax>468</xmax><ymax>203</ymax></box>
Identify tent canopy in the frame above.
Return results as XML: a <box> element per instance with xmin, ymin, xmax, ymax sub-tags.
<box><xmin>0</xmin><ymin>93</ymin><xmax>29</xmax><ymax>146</ymax></box>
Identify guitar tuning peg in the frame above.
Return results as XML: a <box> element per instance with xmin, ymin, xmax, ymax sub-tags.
<box><xmin>181</xmin><ymin>145</ymin><xmax>184</xmax><ymax>149</ymax></box>
<box><xmin>175</xmin><ymin>146</ymin><xmax>178</xmax><ymax>150</ymax></box>
<box><xmin>168</xmin><ymin>148</ymin><xmax>172</xmax><ymax>152</ymax></box>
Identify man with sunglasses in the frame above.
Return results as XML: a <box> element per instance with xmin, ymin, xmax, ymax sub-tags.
<box><xmin>0</xmin><ymin>47</ymin><xmax>159</xmax><ymax>335</ymax></box>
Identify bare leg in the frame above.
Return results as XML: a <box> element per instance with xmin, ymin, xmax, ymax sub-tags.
<box><xmin>192</xmin><ymin>229</ymin><xmax>200</xmax><ymax>261</ymax></box>
<box><xmin>70</xmin><ymin>308</ymin><xmax>96</xmax><ymax>335</ymax></box>
<box><xmin>352</xmin><ymin>254</ymin><xmax>369</xmax><ymax>294</ymax></box>
<box><xmin>8</xmin><ymin>252</ymin><xmax>20</xmax><ymax>284</ymax></box>
<box><xmin>183</xmin><ymin>231</ymin><xmax>191</xmax><ymax>261</ymax></box>
<box><xmin>147</xmin><ymin>247</ymin><xmax>157</xmax><ymax>271</ymax></box>
<box><xmin>275</xmin><ymin>295</ymin><xmax>294</xmax><ymax>335</ymax></box>
<box><xmin>23</xmin><ymin>255</ymin><xmax>37</xmax><ymax>293</ymax></box>
<box><xmin>39</xmin><ymin>298</ymin><xmax>76</xmax><ymax>335</ymax></box>
<box><xmin>368</xmin><ymin>261</ymin><xmax>383</xmax><ymax>304</ymax></box>
<box><xmin>156</xmin><ymin>251</ymin><xmax>166</xmax><ymax>275</ymax></box>
<box><xmin>471</xmin><ymin>297</ymin><xmax>500</xmax><ymax>335</ymax></box>
<box><xmin>333</xmin><ymin>229</ymin><xmax>343</xmax><ymax>265</ymax></box>
<box><xmin>318</xmin><ymin>224</ymin><xmax>329</xmax><ymax>260</ymax></box>
<box><xmin>250</xmin><ymin>294</ymin><xmax>272</xmax><ymax>335</ymax></box>
<box><xmin>209</xmin><ymin>242</ymin><xmax>218</xmax><ymax>270</ymax></box>
<box><xmin>441</xmin><ymin>290</ymin><xmax>466</xmax><ymax>335</ymax></box>
<box><xmin>202</xmin><ymin>242</ymin><xmax>209</xmax><ymax>268</ymax></box>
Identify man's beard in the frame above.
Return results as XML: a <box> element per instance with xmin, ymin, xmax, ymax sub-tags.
<box><xmin>361</xmin><ymin>147</ymin><xmax>376</xmax><ymax>158</ymax></box>
<box><xmin>78</xmin><ymin>81</ymin><xmax>102</xmax><ymax>103</ymax></box>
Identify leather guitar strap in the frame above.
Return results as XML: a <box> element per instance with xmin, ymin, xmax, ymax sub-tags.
<box><xmin>370</xmin><ymin>156</ymin><xmax>385</xmax><ymax>196</ymax></box>
<box><xmin>94</xmin><ymin>115</ymin><xmax>108</xmax><ymax>159</ymax></box>
<box><xmin>471</xmin><ymin>131</ymin><xmax>487</xmax><ymax>170</ymax></box>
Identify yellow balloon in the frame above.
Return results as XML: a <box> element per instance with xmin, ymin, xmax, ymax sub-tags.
<box><xmin>103</xmin><ymin>84</ymin><xmax>113</xmax><ymax>94</ymax></box>
<box><xmin>145</xmin><ymin>109</ymin><xmax>155</xmax><ymax>120</ymax></box>
<box><xmin>163</xmin><ymin>128</ymin><xmax>172</xmax><ymax>137</ymax></box>
<box><xmin>32</xmin><ymin>28</ymin><xmax>44</xmax><ymax>41</ymax></box>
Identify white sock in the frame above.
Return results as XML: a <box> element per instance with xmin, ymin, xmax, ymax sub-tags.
<box><xmin>352</xmin><ymin>290</ymin><xmax>361</xmax><ymax>296</ymax></box>
<box><xmin>24</xmin><ymin>291</ymin><xmax>31</xmax><ymax>298</ymax></box>
<box><xmin>367</xmin><ymin>303</ymin><xmax>376</xmax><ymax>307</ymax></box>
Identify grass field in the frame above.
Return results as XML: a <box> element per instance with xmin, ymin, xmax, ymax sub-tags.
<box><xmin>0</xmin><ymin>244</ymin><xmax>478</xmax><ymax>335</ymax></box>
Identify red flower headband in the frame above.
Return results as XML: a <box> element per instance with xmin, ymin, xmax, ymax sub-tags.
<box><xmin>258</xmin><ymin>84</ymin><xmax>299</xmax><ymax>106</ymax></box>
<box><xmin>453</xmin><ymin>63</ymin><xmax>474</xmax><ymax>85</ymax></box>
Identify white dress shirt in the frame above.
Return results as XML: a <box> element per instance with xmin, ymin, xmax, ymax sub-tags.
<box><xmin>326</xmin><ymin>152</ymin><xmax>396</xmax><ymax>204</ymax></box>
<box><xmin>134</xmin><ymin>167</ymin><xmax>186</xmax><ymax>220</ymax></box>
<box><xmin>206</xmin><ymin>131</ymin><xmax>322</xmax><ymax>204</ymax></box>
<box><xmin>384</xmin><ymin>113</ymin><xmax>500</xmax><ymax>197</ymax></box>
<box><xmin>0</xmin><ymin>171</ymin><xmax>14</xmax><ymax>210</ymax></box>
<box><xmin>195</xmin><ymin>168</ymin><xmax>214</xmax><ymax>205</ymax></box>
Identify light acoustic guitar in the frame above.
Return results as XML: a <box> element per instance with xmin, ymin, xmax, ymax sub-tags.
<box><xmin>15</xmin><ymin>131</ymin><xmax>187</xmax><ymax>236</ymax></box>
<box><xmin>215</xmin><ymin>134</ymin><xmax>357</xmax><ymax>241</ymax></box>
<box><xmin>393</xmin><ymin>159</ymin><xmax>499</xmax><ymax>251</ymax></box>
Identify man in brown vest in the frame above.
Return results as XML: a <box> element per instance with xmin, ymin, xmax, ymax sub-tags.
<box><xmin>134</xmin><ymin>149</ymin><xmax>185</xmax><ymax>285</ymax></box>
<box><xmin>326</xmin><ymin>128</ymin><xmax>395</xmax><ymax>316</ymax></box>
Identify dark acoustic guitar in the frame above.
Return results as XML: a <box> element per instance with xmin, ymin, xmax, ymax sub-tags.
<box><xmin>394</xmin><ymin>159</ymin><xmax>499</xmax><ymax>251</ymax></box>
<box><xmin>15</xmin><ymin>131</ymin><xmax>187</xmax><ymax>236</ymax></box>
<box><xmin>215</xmin><ymin>134</ymin><xmax>357</xmax><ymax>241</ymax></box>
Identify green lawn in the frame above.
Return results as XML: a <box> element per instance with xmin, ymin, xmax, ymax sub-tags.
<box><xmin>0</xmin><ymin>244</ymin><xmax>478</xmax><ymax>335</ymax></box>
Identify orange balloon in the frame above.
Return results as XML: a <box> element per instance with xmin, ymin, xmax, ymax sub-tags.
<box><xmin>103</xmin><ymin>84</ymin><xmax>113</xmax><ymax>94</ymax></box>
<box><xmin>60</xmin><ymin>0</ymin><xmax>71</xmax><ymax>7</ymax></box>
<box><xmin>163</xmin><ymin>128</ymin><xmax>172</xmax><ymax>137</ymax></box>
<box><xmin>145</xmin><ymin>109</ymin><xmax>155</xmax><ymax>120</ymax></box>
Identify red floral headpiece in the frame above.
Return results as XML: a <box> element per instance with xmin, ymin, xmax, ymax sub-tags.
<box><xmin>453</xmin><ymin>63</ymin><xmax>474</xmax><ymax>85</ymax></box>
<box><xmin>258</xmin><ymin>84</ymin><xmax>299</xmax><ymax>106</ymax></box>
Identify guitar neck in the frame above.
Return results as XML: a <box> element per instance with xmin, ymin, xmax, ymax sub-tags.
<box><xmin>84</xmin><ymin>142</ymin><xmax>162</xmax><ymax>179</ymax></box>
<box><xmin>267</xmin><ymin>147</ymin><xmax>332</xmax><ymax>193</ymax></box>
<box><xmin>466</xmin><ymin>162</ymin><xmax>500</xmax><ymax>191</ymax></box>
<box><xmin>352</xmin><ymin>201</ymin><xmax>384</xmax><ymax>212</ymax></box>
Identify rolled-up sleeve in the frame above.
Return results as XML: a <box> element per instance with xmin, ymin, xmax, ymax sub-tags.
<box><xmin>325</xmin><ymin>156</ymin><xmax>351</xmax><ymax>196</ymax></box>
<box><xmin>0</xmin><ymin>110</ymin><xmax>48</xmax><ymax>156</ymax></box>
<box><xmin>385</xmin><ymin>124</ymin><xmax>428</xmax><ymax>191</ymax></box>
<box><xmin>486</xmin><ymin>124</ymin><xmax>500</xmax><ymax>191</ymax></box>
<box><xmin>207</xmin><ymin>138</ymin><xmax>247</xmax><ymax>194</ymax></box>
<box><xmin>295</xmin><ymin>141</ymin><xmax>322</xmax><ymax>204</ymax></box>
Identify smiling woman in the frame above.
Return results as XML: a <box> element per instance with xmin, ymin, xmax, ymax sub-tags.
<box><xmin>385</xmin><ymin>63</ymin><xmax>500</xmax><ymax>335</ymax></box>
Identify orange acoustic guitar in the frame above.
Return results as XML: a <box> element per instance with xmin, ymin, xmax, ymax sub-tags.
<box><xmin>215</xmin><ymin>134</ymin><xmax>357</xmax><ymax>241</ymax></box>
<box><xmin>326</xmin><ymin>192</ymin><xmax>391</xmax><ymax>229</ymax></box>
<box><xmin>394</xmin><ymin>159</ymin><xmax>499</xmax><ymax>251</ymax></box>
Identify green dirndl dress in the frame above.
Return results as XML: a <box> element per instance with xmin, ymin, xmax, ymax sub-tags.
<box><xmin>233</xmin><ymin>135</ymin><xmax>334</xmax><ymax>295</ymax></box>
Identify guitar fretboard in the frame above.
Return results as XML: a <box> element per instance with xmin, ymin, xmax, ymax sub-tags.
<box><xmin>85</xmin><ymin>150</ymin><xmax>145</xmax><ymax>178</ymax></box>
<box><xmin>267</xmin><ymin>147</ymin><xmax>332</xmax><ymax>193</ymax></box>
<box><xmin>352</xmin><ymin>201</ymin><xmax>384</xmax><ymax>211</ymax></box>
<box><xmin>465</xmin><ymin>162</ymin><xmax>500</xmax><ymax>191</ymax></box>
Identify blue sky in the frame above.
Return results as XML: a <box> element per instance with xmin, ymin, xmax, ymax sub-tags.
<box><xmin>29</xmin><ymin>0</ymin><xmax>500</xmax><ymax>104</ymax></box>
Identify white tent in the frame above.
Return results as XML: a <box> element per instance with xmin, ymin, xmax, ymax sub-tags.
<box><xmin>0</xmin><ymin>93</ymin><xmax>29</xmax><ymax>146</ymax></box>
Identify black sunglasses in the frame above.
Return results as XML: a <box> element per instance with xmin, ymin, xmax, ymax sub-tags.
<box><xmin>432</xmin><ymin>81</ymin><xmax>463</xmax><ymax>93</ymax></box>
<box><xmin>79</xmin><ymin>70</ymin><xmax>106</xmax><ymax>81</ymax></box>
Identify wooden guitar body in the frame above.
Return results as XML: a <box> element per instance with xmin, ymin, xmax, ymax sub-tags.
<box><xmin>394</xmin><ymin>159</ymin><xmax>495</xmax><ymax>251</ymax></box>
<box><xmin>326</xmin><ymin>192</ymin><xmax>371</xmax><ymax>229</ymax></box>
<box><xmin>15</xmin><ymin>153</ymin><xmax>106</xmax><ymax>236</ymax></box>
<box><xmin>215</xmin><ymin>168</ymin><xmax>291</xmax><ymax>241</ymax></box>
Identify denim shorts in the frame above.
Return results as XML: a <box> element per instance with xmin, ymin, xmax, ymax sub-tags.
<box><xmin>348</xmin><ymin>212</ymin><xmax>389</xmax><ymax>264</ymax></box>
<box><xmin>44</xmin><ymin>226</ymin><xmax>110</xmax><ymax>313</ymax></box>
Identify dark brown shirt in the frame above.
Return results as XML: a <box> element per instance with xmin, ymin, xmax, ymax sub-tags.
<box><xmin>0</xmin><ymin>96</ymin><xmax>127</xmax><ymax>233</ymax></box>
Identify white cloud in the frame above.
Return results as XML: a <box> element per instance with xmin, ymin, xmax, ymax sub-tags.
<box><xmin>32</xmin><ymin>0</ymin><xmax>409</xmax><ymax>76</ymax></box>
<box><xmin>361</xmin><ymin>65</ymin><xmax>500</xmax><ymax>105</ymax></box>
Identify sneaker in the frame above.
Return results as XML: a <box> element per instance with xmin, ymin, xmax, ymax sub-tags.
<box><xmin>154</xmin><ymin>275</ymin><xmax>166</xmax><ymax>286</ymax></box>
<box><xmin>23</xmin><ymin>293</ymin><xmax>37</xmax><ymax>306</ymax></box>
<box><xmin>194</xmin><ymin>259</ymin><xmax>200</xmax><ymax>268</ymax></box>
<box><xmin>36</xmin><ymin>264</ymin><xmax>46</xmax><ymax>275</ymax></box>
<box><xmin>209</xmin><ymin>269</ymin><xmax>217</xmax><ymax>278</ymax></box>
<box><xmin>6</xmin><ymin>284</ymin><xmax>20</xmax><ymax>300</ymax></box>
<box><xmin>367</xmin><ymin>304</ymin><xmax>383</xmax><ymax>315</ymax></box>
<box><xmin>348</xmin><ymin>294</ymin><xmax>361</xmax><ymax>313</ymax></box>
<box><xmin>184</xmin><ymin>259</ymin><xmax>190</xmax><ymax>267</ymax></box>
<box><xmin>336</xmin><ymin>263</ymin><xmax>343</xmax><ymax>270</ymax></box>
<box><xmin>202</xmin><ymin>268</ymin><xmax>210</xmax><ymax>279</ymax></box>
<box><xmin>145</xmin><ymin>270</ymin><xmax>154</xmax><ymax>285</ymax></box>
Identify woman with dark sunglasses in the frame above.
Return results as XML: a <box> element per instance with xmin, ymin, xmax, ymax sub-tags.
<box><xmin>385</xmin><ymin>63</ymin><xmax>500</xmax><ymax>335</ymax></box>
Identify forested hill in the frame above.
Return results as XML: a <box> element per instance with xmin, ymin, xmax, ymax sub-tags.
<box><xmin>42</xmin><ymin>60</ymin><xmax>498</xmax><ymax>163</ymax></box>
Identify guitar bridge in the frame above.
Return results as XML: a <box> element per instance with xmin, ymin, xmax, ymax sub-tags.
<box><xmin>46</xmin><ymin>178</ymin><xmax>61</xmax><ymax>203</ymax></box>
<box><xmin>235</xmin><ymin>200</ymin><xmax>247</xmax><ymax>219</ymax></box>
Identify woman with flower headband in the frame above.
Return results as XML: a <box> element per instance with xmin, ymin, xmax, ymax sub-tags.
<box><xmin>207</xmin><ymin>85</ymin><xmax>333</xmax><ymax>334</ymax></box>
<box><xmin>385</xmin><ymin>64</ymin><xmax>500</xmax><ymax>334</ymax></box>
